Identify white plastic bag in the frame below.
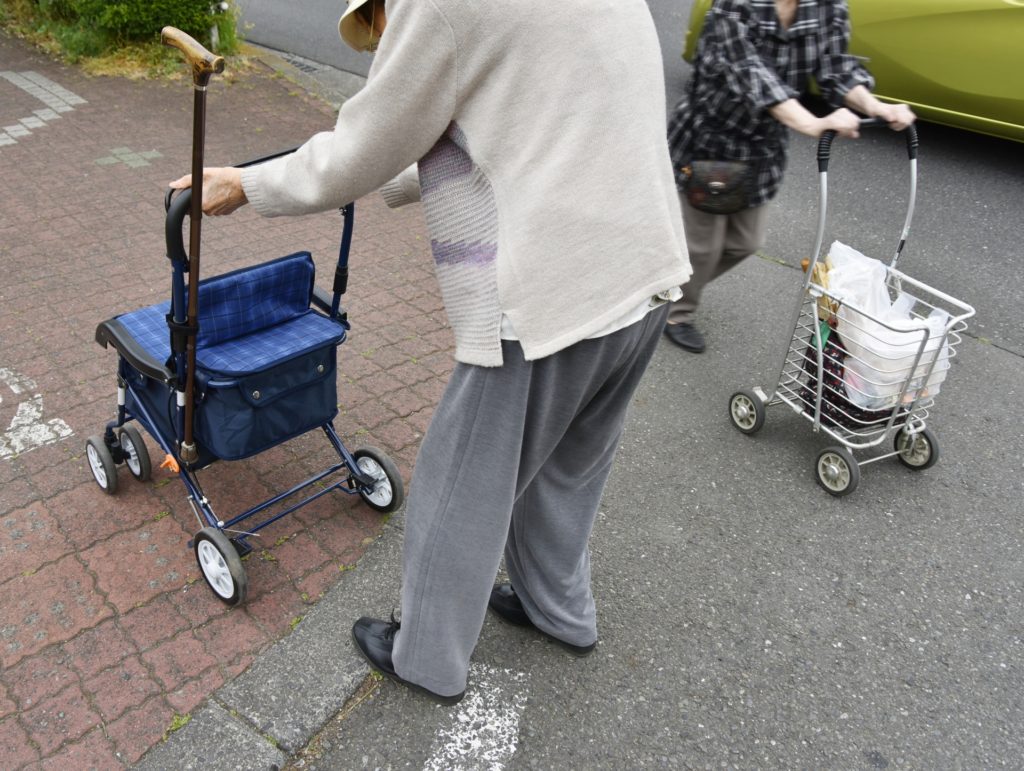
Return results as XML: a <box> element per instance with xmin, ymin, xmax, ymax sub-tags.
<box><xmin>824</xmin><ymin>241</ymin><xmax>951</xmax><ymax>411</ymax></box>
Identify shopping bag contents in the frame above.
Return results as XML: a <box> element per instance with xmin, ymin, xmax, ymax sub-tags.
<box><xmin>823</xmin><ymin>241</ymin><xmax>951</xmax><ymax>411</ymax></box>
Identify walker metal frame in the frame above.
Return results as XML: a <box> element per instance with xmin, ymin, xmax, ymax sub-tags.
<box><xmin>84</xmin><ymin>29</ymin><xmax>405</xmax><ymax>605</ymax></box>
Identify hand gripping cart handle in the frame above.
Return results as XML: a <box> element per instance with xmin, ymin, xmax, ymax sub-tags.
<box><xmin>727</xmin><ymin>119</ymin><xmax>975</xmax><ymax>497</ymax></box>
<box><xmin>87</xmin><ymin>29</ymin><xmax>405</xmax><ymax>606</ymax></box>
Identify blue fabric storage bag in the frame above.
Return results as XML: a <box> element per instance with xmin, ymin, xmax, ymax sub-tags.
<box><xmin>194</xmin><ymin>319</ymin><xmax>343</xmax><ymax>460</ymax></box>
<box><xmin>116</xmin><ymin>252</ymin><xmax>347</xmax><ymax>461</ymax></box>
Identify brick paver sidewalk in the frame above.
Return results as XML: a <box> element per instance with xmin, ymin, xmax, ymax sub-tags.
<box><xmin>0</xmin><ymin>32</ymin><xmax>451</xmax><ymax>768</ymax></box>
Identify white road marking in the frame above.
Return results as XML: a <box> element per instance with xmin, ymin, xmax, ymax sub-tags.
<box><xmin>0</xmin><ymin>368</ymin><xmax>73</xmax><ymax>459</ymax></box>
<box><xmin>423</xmin><ymin>663</ymin><xmax>529</xmax><ymax>771</ymax></box>
<box><xmin>0</xmin><ymin>71</ymin><xmax>87</xmax><ymax>148</ymax></box>
<box><xmin>94</xmin><ymin>147</ymin><xmax>164</xmax><ymax>168</ymax></box>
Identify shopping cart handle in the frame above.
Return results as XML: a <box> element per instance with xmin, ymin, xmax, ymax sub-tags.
<box><xmin>817</xmin><ymin>119</ymin><xmax>918</xmax><ymax>172</ymax></box>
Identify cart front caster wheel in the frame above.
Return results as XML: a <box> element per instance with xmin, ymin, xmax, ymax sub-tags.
<box><xmin>895</xmin><ymin>427</ymin><xmax>939</xmax><ymax>471</ymax></box>
<box><xmin>118</xmin><ymin>425</ymin><xmax>151</xmax><ymax>482</ymax></box>
<box><xmin>353</xmin><ymin>447</ymin><xmax>405</xmax><ymax>513</ymax></box>
<box><xmin>816</xmin><ymin>446</ymin><xmax>859</xmax><ymax>497</ymax></box>
<box><xmin>729</xmin><ymin>389</ymin><xmax>766</xmax><ymax>434</ymax></box>
<box><xmin>194</xmin><ymin>527</ymin><xmax>248</xmax><ymax>606</ymax></box>
<box><xmin>86</xmin><ymin>435</ymin><xmax>118</xmax><ymax>495</ymax></box>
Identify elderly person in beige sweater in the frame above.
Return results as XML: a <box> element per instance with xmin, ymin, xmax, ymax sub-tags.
<box><xmin>173</xmin><ymin>0</ymin><xmax>690</xmax><ymax>704</ymax></box>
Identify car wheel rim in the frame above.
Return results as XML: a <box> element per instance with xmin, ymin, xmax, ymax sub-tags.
<box><xmin>357</xmin><ymin>457</ymin><xmax>392</xmax><ymax>507</ymax></box>
<box><xmin>197</xmin><ymin>540</ymin><xmax>234</xmax><ymax>598</ymax></box>
<box><xmin>87</xmin><ymin>444</ymin><xmax>108</xmax><ymax>488</ymax></box>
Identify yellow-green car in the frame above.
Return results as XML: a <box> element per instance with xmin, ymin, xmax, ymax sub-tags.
<box><xmin>682</xmin><ymin>0</ymin><xmax>1024</xmax><ymax>143</ymax></box>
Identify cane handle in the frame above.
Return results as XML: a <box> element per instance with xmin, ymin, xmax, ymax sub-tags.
<box><xmin>161</xmin><ymin>26</ymin><xmax>224</xmax><ymax>87</ymax></box>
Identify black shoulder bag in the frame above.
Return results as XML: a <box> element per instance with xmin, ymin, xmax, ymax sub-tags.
<box><xmin>682</xmin><ymin>160</ymin><xmax>753</xmax><ymax>215</ymax></box>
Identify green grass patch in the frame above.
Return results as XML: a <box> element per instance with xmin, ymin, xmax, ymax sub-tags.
<box><xmin>1</xmin><ymin>0</ymin><xmax>249</xmax><ymax>79</ymax></box>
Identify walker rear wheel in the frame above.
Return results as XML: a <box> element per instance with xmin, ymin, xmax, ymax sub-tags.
<box><xmin>815</xmin><ymin>446</ymin><xmax>859</xmax><ymax>496</ymax></box>
<box><xmin>194</xmin><ymin>527</ymin><xmax>247</xmax><ymax>606</ymax></box>
<box><xmin>118</xmin><ymin>425</ymin><xmax>151</xmax><ymax>482</ymax></box>
<box><xmin>353</xmin><ymin>447</ymin><xmax>404</xmax><ymax>513</ymax></box>
<box><xmin>729</xmin><ymin>389</ymin><xmax>766</xmax><ymax>434</ymax></box>
<box><xmin>895</xmin><ymin>427</ymin><xmax>939</xmax><ymax>471</ymax></box>
<box><xmin>86</xmin><ymin>435</ymin><xmax>118</xmax><ymax>495</ymax></box>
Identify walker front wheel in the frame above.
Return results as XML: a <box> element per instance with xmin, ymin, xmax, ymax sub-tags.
<box><xmin>815</xmin><ymin>446</ymin><xmax>859</xmax><ymax>497</ymax></box>
<box><xmin>86</xmin><ymin>435</ymin><xmax>118</xmax><ymax>495</ymax></box>
<box><xmin>895</xmin><ymin>427</ymin><xmax>939</xmax><ymax>471</ymax></box>
<box><xmin>352</xmin><ymin>447</ymin><xmax>405</xmax><ymax>513</ymax></box>
<box><xmin>194</xmin><ymin>527</ymin><xmax>248</xmax><ymax>606</ymax></box>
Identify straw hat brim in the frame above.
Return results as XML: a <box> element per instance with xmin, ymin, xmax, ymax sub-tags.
<box><xmin>339</xmin><ymin>0</ymin><xmax>376</xmax><ymax>52</ymax></box>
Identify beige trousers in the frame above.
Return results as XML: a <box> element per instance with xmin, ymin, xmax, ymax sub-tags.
<box><xmin>667</xmin><ymin>193</ymin><xmax>769</xmax><ymax>325</ymax></box>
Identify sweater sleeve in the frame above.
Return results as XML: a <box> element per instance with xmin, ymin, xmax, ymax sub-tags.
<box><xmin>379</xmin><ymin>164</ymin><xmax>421</xmax><ymax>208</ymax></box>
<box><xmin>241</xmin><ymin>0</ymin><xmax>456</xmax><ymax>217</ymax></box>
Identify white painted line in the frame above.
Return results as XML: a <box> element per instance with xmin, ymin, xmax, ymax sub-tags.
<box><xmin>0</xmin><ymin>71</ymin><xmax>85</xmax><ymax>150</ymax></box>
<box><xmin>423</xmin><ymin>663</ymin><xmax>529</xmax><ymax>771</ymax></box>
<box><xmin>0</xmin><ymin>368</ymin><xmax>73</xmax><ymax>459</ymax></box>
<box><xmin>21</xmin><ymin>71</ymin><xmax>87</xmax><ymax>105</ymax></box>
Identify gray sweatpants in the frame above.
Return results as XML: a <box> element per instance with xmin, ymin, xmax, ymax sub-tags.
<box><xmin>391</xmin><ymin>304</ymin><xmax>669</xmax><ymax>697</ymax></box>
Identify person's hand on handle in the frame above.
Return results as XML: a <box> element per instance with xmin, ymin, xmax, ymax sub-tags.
<box><xmin>769</xmin><ymin>98</ymin><xmax>862</xmax><ymax>139</ymax></box>
<box><xmin>843</xmin><ymin>85</ymin><xmax>916</xmax><ymax>131</ymax></box>
<box><xmin>817</xmin><ymin>107</ymin><xmax>863</xmax><ymax>139</ymax></box>
<box><xmin>870</xmin><ymin>101</ymin><xmax>916</xmax><ymax>131</ymax></box>
<box><xmin>169</xmin><ymin>167</ymin><xmax>248</xmax><ymax>216</ymax></box>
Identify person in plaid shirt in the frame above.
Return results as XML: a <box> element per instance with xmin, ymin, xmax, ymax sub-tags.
<box><xmin>663</xmin><ymin>0</ymin><xmax>915</xmax><ymax>353</ymax></box>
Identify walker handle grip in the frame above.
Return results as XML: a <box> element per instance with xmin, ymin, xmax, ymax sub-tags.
<box><xmin>161</xmin><ymin>26</ymin><xmax>224</xmax><ymax>87</ymax></box>
<box><xmin>817</xmin><ymin>118</ymin><xmax>918</xmax><ymax>172</ymax></box>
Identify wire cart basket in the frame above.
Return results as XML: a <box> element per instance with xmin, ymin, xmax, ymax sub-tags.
<box><xmin>728</xmin><ymin>120</ymin><xmax>976</xmax><ymax>496</ymax></box>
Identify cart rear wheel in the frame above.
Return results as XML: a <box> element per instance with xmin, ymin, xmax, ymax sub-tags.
<box><xmin>86</xmin><ymin>435</ymin><xmax>118</xmax><ymax>495</ymax></box>
<box><xmin>118</xmin><ymin>425</ymin><xmax>151</xmax><ymax>482</ymax></box>
<box><xmin>353</xmin><ymin>447</ymin><xmax>405</xmax><ymax>513</ymax></box>
<box><xmin>894</xmin><ymin>427</ymin><xmax>939</xmax><ymax>470</ymax></box>
<box><xmin>729</xmin><ymin>389</ymin><xmax>765</xmax><ymax>434</ymax></box>
<box><xmin>194</xmin><ymin>527</ymin><xmax>247</xmax><ymax>606</ymax></box>
<box><xmin>815</xmin><ymin>446</ymin><xmax>859</xmax><ymax>496</ymax></box>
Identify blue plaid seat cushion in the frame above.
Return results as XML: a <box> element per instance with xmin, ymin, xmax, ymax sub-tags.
<box><xmin>115</xmin><ymin>252</ymin><xmax>346</xmax><ymax>376</ymax></box>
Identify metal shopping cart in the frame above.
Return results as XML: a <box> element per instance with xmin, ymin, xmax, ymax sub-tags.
<box><xmin>727</xmin><ymin>119</ymin><xmax>975</xmax><ymax>496</ymax></box>
<box><xmin>85</xmin><ymin>29</ymin><xmax>404</xmax><ymax>604</ymax></box>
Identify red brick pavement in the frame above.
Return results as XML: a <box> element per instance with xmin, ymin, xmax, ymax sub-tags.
<box><xmin>0</xmin><ymin>33</ymin><xmax>451</xmax><ymax>767</ymax></box>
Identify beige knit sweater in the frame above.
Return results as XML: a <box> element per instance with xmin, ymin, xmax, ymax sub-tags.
<box><xmin>242</xmin><ymin>0</ymin><xmax>691</xmax><ymax>366</ymax></box>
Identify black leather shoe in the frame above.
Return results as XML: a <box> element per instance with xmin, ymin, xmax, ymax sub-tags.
<box><xmin>488</xmin><ymin>584</ymin><xmax>596</xmax><ymax>657</ymax></box>
<box><xmin>351</xmin><ymin>616</ymin><xmax>465</xmax><ymax>705</ymax></box>
<box><xmin>663</xmin><ymin>322</ymin><xmax>706</xmax><ymax>353</ymax></box>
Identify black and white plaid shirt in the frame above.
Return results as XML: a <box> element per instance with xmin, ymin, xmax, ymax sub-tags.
<box><xmin>668</xmin><ymin>0</ymin><xmax>873</xmax><ymax>207</ymax></box>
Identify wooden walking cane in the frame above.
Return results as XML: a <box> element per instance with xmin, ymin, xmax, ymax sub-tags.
<box><xmin>161</xmin><ymin>27</ymin><xmax>224</xmax><ymax>464</ymax></box>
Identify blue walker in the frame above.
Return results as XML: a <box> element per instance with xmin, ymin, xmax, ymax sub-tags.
<box><xmin>86</xmin><ymin>28</ymin><xmax>403</xmax><ymax>605</ymax></box>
